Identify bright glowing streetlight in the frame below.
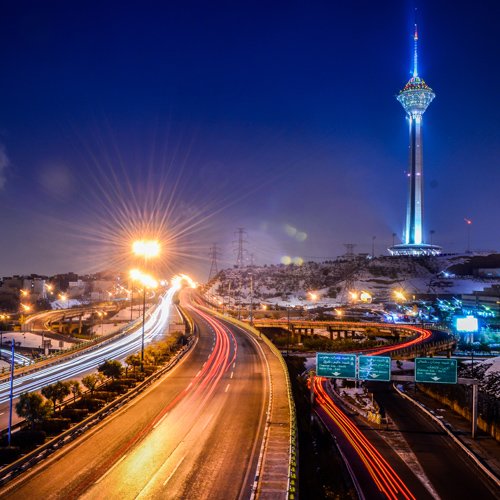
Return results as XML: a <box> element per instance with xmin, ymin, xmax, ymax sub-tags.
<box><xmin>132</xmin><ymin>240</ymin><xmax>161</xmax><ymax>259</ymax></box>
<box><xmin>393</xmin><ymin>290</ymin><xmax>407</xmax><ymax>303</ymax></box>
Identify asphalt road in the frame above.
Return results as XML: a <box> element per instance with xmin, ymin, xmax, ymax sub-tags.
<box><xmin>0</xmin><ymin>305</ymin><xmax>268</xmax><ymax>499</ymax></box>
<box><xmin>370</xmin><ymin>383</ymin><xmax>498</xmax><ymax>500</ymax></box>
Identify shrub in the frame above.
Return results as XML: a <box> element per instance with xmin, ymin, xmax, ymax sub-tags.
<box><xmin>8</xmin><ymin>430</ymin><xmax>46</xmax><ymax>450</ymax></box>
<box><xmin>105</xmin><ymin>381</ymin><xmax>128</xmax><ymax>394</ymax></box>
<box><xmin>42</xmin><ymin>418</ymin><xmax>71</xmax><ymax>435</ymax></box>
<box><xmin>92</xmin><ymin>391</ymin><xmax>115</xmax><ymax>402</ymax></box>
<box><xmin>80</xmin><ymin>398</ymin><xmax>106</xmax><ymax>412</ymax></box>
<box><xmin>0</xmin><ymin>446</ymin><xmax>21</xmax><ymax>464</ymax></box>
<box><xmin>61</xmin><ymin>408</ymin><xmax>89</xmax><ymax>422</ymax></box>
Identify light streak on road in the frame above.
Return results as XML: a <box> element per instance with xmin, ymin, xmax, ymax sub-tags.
<box><xmin>0</xmin><ymin>286</ymin><xmax>180</xmax><ymax>404</ymax></box>
<box><xmin>81</xmin><ymin>305</ymin><xmax>238</xmax><ymax>489</ymax></box>
<box><xmin>0</xmin><ymin>350</ymin><xmax>34</xmax><ymax>366</ymax></box>
<box><xmin>314</xmin><ymin>325</ymin><xmax>432</xmax><ymax>499</ymax></box>
<box><xmin>315</xmin><ymin>379</ymin><xmax>415</xmax><ymax>500</ymax></box>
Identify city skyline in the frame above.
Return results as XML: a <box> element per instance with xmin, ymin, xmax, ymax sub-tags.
<box><xmin>0</xmin><ymin>1</ymin><xmax>499</xmax><ymax>279</ymax></box>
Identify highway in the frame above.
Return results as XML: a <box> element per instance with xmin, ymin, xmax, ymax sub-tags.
<box><xmin>0</xmin><ymin>287</ymin><xmax>177</xmax><ymax>430</ymax></box>
<box><xmin>370</xmin><ymin>382</ymin><xmax>498</xmax><ymax>500</ymax></box>
<box><xmin>0</xmin><ymin>301</ymin><xmax>269</xmax><ymax>499</ymax></box>
<box><xmin>313</xmin><ymin>325</ymin><xmax>498</xmax><ymax>499</ymax></box>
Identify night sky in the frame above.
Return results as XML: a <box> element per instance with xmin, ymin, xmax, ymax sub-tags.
<box><xmin>0</xmin><ymin>1</ymin><xmax>499</xmax><ymax>280</ymax></box>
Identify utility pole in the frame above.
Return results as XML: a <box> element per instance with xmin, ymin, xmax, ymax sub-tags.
<box><xmin>371</xmin><ymin>235</ymin><xmax>376</xmax><ymax>259</ymax></box>
<box><xmin>234</xmin><ymin>228</ymin><xmax>248</xmax><ymax>268</ymax></box>
<box><xmin>464</xmin><ymin>218</ymin><xmax>472</xmax><ymax>253</ymax></box>
<box><xmin>343</xmin><ymin>243</ymin><xmax>356</xmax><ymax>260</ymax></box>
<box><xmin>208</xmin><ymin>244</ymin><xmax>221</xmax><ymax>281</ymax></box>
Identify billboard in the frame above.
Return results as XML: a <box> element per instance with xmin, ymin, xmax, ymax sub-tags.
<box><xmin>455</xmin><ymin>315</ymin><xmax>478</xmax><ymax>333</ymax></box>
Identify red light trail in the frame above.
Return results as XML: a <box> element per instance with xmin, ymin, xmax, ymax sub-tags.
<box><xmin>313</xmin><ymin>324</ymin><xmax>432</xmax><ymax>499</ymax></box>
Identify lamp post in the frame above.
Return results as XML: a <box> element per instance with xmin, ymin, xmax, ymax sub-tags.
<box><xmin>132</xmin><ymin>240</ymin><xmax>161</xmax><ymax>372</ymax></box>
<box><xmin>129</xmin><ymin>269</ymin><xmax>158</xmax><ymax>372</ymax></box>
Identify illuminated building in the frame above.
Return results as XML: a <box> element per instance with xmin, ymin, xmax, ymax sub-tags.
<box><xmin>389</xmin><ymin>25</ymin><xmax>441</xmax><ymax>257</ymax></box>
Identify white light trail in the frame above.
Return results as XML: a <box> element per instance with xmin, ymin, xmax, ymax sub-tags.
<box><xmin>0</xmin><ymin>286</ymin><xmax>179</xmax><ymax>404</ymax></box>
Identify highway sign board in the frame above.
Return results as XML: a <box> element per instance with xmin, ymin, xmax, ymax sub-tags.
<box><xmin>358</xmin><ymin>355</ymin><xmax>391</xmax><ymax>381</ymax></box>
<box><xmin>316</xmin><ymin>353</ymin><xmax>357</xmax><ymax>378</ymax></box>
<box><xmin>415</xmin><ymin>358</ymin><xmax>457</xmax><ymax>384</ymax></box>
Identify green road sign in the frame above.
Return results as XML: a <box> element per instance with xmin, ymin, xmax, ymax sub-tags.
<box><xmin>316</xmin><ymin>352</ymin><xmax>356</xmax><ymax>378</ymax></box>
<box><xmin>358</xmin><ymin>355</ymin><xmax>391</xmax><ymax>381</ymax></box>
<box><xmin>415</xmin><ymin>358</ymin><xmax>457</xmax><ymax>384</ymax></box>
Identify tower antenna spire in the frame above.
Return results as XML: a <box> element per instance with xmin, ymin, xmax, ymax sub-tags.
<box><xmin>413</xmin><ymin>23</ymin><xmax>419</xmax><ymax>77</ymax></box>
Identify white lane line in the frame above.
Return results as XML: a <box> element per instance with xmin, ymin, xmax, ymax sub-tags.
<box><xmin>233</xmin><ymin>362</ymin><xmax>236</xmax><ymax>369</ymax></box>
<box><xmin>196</xmin><ymin>370</ymin><xmax>201</xmax><ymax>377</ymax></box>
<box><xmin>94</xmin><ymin>454</ymin><xmax>127</xmax><ymax>484</ymax></box>
<box><xmin>203</xmin><ymin>361</ymin><xmax>206</xmax><ymax>368</ymax></box>
<box><xmin>230</xmin><ymin>371</ymin><xmax>234</xmax><ymax>379</ymax></box>
<box><xmin>163</xmin><ymin>456</ymin><xmax>186</xmax><ymax>486</ymax></box>
<box><xmin>153</xmin><ymin>412</ymin><xmax>169</xmax><ymax>429</ymax></box>
<box><xmin>225</xmin><ymin>384</ymin><xmax>230</xmax><ymax>393</ymax></box>
<box><xmin>0</xmin><ymin>412</ymin><xmax>4</xmax><ymax>416</ymax></box>
<box><xmin>202</xmin><ymin>414</ymin><xmax>214</xmax><ymax>432</ymax></box>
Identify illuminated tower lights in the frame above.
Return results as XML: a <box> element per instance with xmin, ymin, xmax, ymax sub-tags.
<box><xmin>389</xmin><ymin>25</ymin><xmax>441</xmax><ymax>257</ymax></box>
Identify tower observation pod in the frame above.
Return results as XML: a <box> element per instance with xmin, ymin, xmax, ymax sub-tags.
<box><xmin>389</xmin><ymin>25</ymin><xmax>441</xmax><ymax>256</ymax></box>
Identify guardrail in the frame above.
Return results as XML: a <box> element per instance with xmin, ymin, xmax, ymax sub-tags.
<box><xmin>0</xmin><ymin>334</ymin><xmax>196</xmax><ymax>486</ymax></box>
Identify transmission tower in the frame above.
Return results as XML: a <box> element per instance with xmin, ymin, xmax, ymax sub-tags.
<box><xmin>343</xmin><ymin>243</ymin><xmax>357</xmax><ymax>260</ymax></box>
<box><xmin>208</xmin><ymin>244</ymin><xmax>221</xmax><ymax>281</ymax></box>
<box><xmin>234</xmin><ymin>228</ymin><xmax>248</xmax><ymax>268</ymax></box>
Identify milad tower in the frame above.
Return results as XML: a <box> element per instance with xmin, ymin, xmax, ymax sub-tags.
<box><xmin>389</xmin><ymin>25</ymin><xmax>441</xmax><ymax>256</ymax></box>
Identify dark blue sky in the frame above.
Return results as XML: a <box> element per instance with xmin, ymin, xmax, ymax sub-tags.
<box><xmin>0</xmin><ymin>1</ymin><xmax>499</xmax><ymax>279</ymax></box>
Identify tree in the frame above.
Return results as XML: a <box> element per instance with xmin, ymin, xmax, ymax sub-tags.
<box><xmin>41</xmin><ymin>381</ymin><xmax>71</xmax><ymax>413</ymax></box>
<box><xmin>15</xmin><ymin>392</ymin><xmax>51</xmax><ymax>429</ymax></box>
<box><xmin>81</xmin><ymin>374</ymin><xmax>100</xmax><ymax>396</ymax></box>
<box><xmin>125</xmin><ymin>354</ymin><xmax>141</xmax><ymax>375</ymax></box>
<box><xmin>98</xmin><ymin>360</ymin><xmax>123</xmax><ymax>380</ymax></box>
<box><xmin>69</xmin><ymin>380</ymin><xmax>81</xmax><ymax>402</ymax></box>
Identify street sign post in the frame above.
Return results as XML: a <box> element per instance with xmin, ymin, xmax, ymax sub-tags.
<box><xmin>316</xmin><ymin>352</ymin><xmax>356</xmax><ymax>379</ymax></box>
<box><xmin>358</xmin><ymin>355</ymin><xmax>391</xmax><ymax>381</ymax></box>
<box><xmin>415</xmin><ymin>358</ymin><xmax>457</xmax><ymax>384</ymax></box>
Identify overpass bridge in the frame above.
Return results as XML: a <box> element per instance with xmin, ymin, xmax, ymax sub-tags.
<box><xmin>249</xmin><ymin>319</ymin><xmax>456</xmax><ymax>359</ymax></box>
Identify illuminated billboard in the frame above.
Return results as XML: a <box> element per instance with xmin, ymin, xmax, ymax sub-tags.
<box><xmin>455</xmin><ymin>315</ymin><xmax>479</xmax><ymax>333</ymax></box>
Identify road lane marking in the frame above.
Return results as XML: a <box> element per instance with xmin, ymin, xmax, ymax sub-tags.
<box><xmin>225</xmin><ymin>384</ymin><xmax>230</xmax><ymax>393</ymax></box>
<box><xmin>0</xmin><ymin>412</ymin><xmax>4</xmax><ymax>416</ymax></box>
<box><xmin>163</xmin><ymin>456</ymin><xmax>186</xmax><ymax>486</ymax></box>
<box><xmin>94</xmin><ymin>454</ymin><xmax>127</xmax><ymax>484</ymax></box>
<box><xmin>230</xmin><ymin>371</ymin><xmax>234</xmax><ymax>379</ymax></box>
<box><xmin>196</xmin><ymin>370</ymin><xmax>201</xmax><ymax>377</ymax></box>
<box><xmin>202</xmin><ymin>414</ymin><xmax>214</xmax><ymax>432</ymax></box>
<box><xmin>153</xmin><ymin>412</ymin><xmax>169</xmax><ymax>429</ymax></box>
<box><xmin>233</xmin><ymin>362</ymin><xmax>236</xmax><ymax>369</ymax></box>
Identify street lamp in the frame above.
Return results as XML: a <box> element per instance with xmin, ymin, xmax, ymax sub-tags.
<box><xmin>132</xmin><ymin>240</ymin><xmax>160</xmax><ymax>260</ymax></box>
<box><xmin>129</xmin><ymin>269</ymin><xmax>158</xmax><ymax>372</ymax></box>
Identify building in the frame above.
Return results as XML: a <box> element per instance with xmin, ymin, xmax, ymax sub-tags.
<box><xmin>389</xmin><ymin>25</ymin><xmax>441</xmax><ymax>257</ymax></box>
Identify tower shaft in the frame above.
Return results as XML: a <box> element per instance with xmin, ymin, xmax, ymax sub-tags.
<box><xmin>405</xmin><ymin>115</ymin><xmax>424</xmax><ymax>245</ymax></box>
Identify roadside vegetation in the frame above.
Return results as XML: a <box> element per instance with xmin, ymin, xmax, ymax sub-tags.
<box><xmin>0</xmin><ymin>332</ymin><xmax>185</xmax><ymax>465</ymax></box>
